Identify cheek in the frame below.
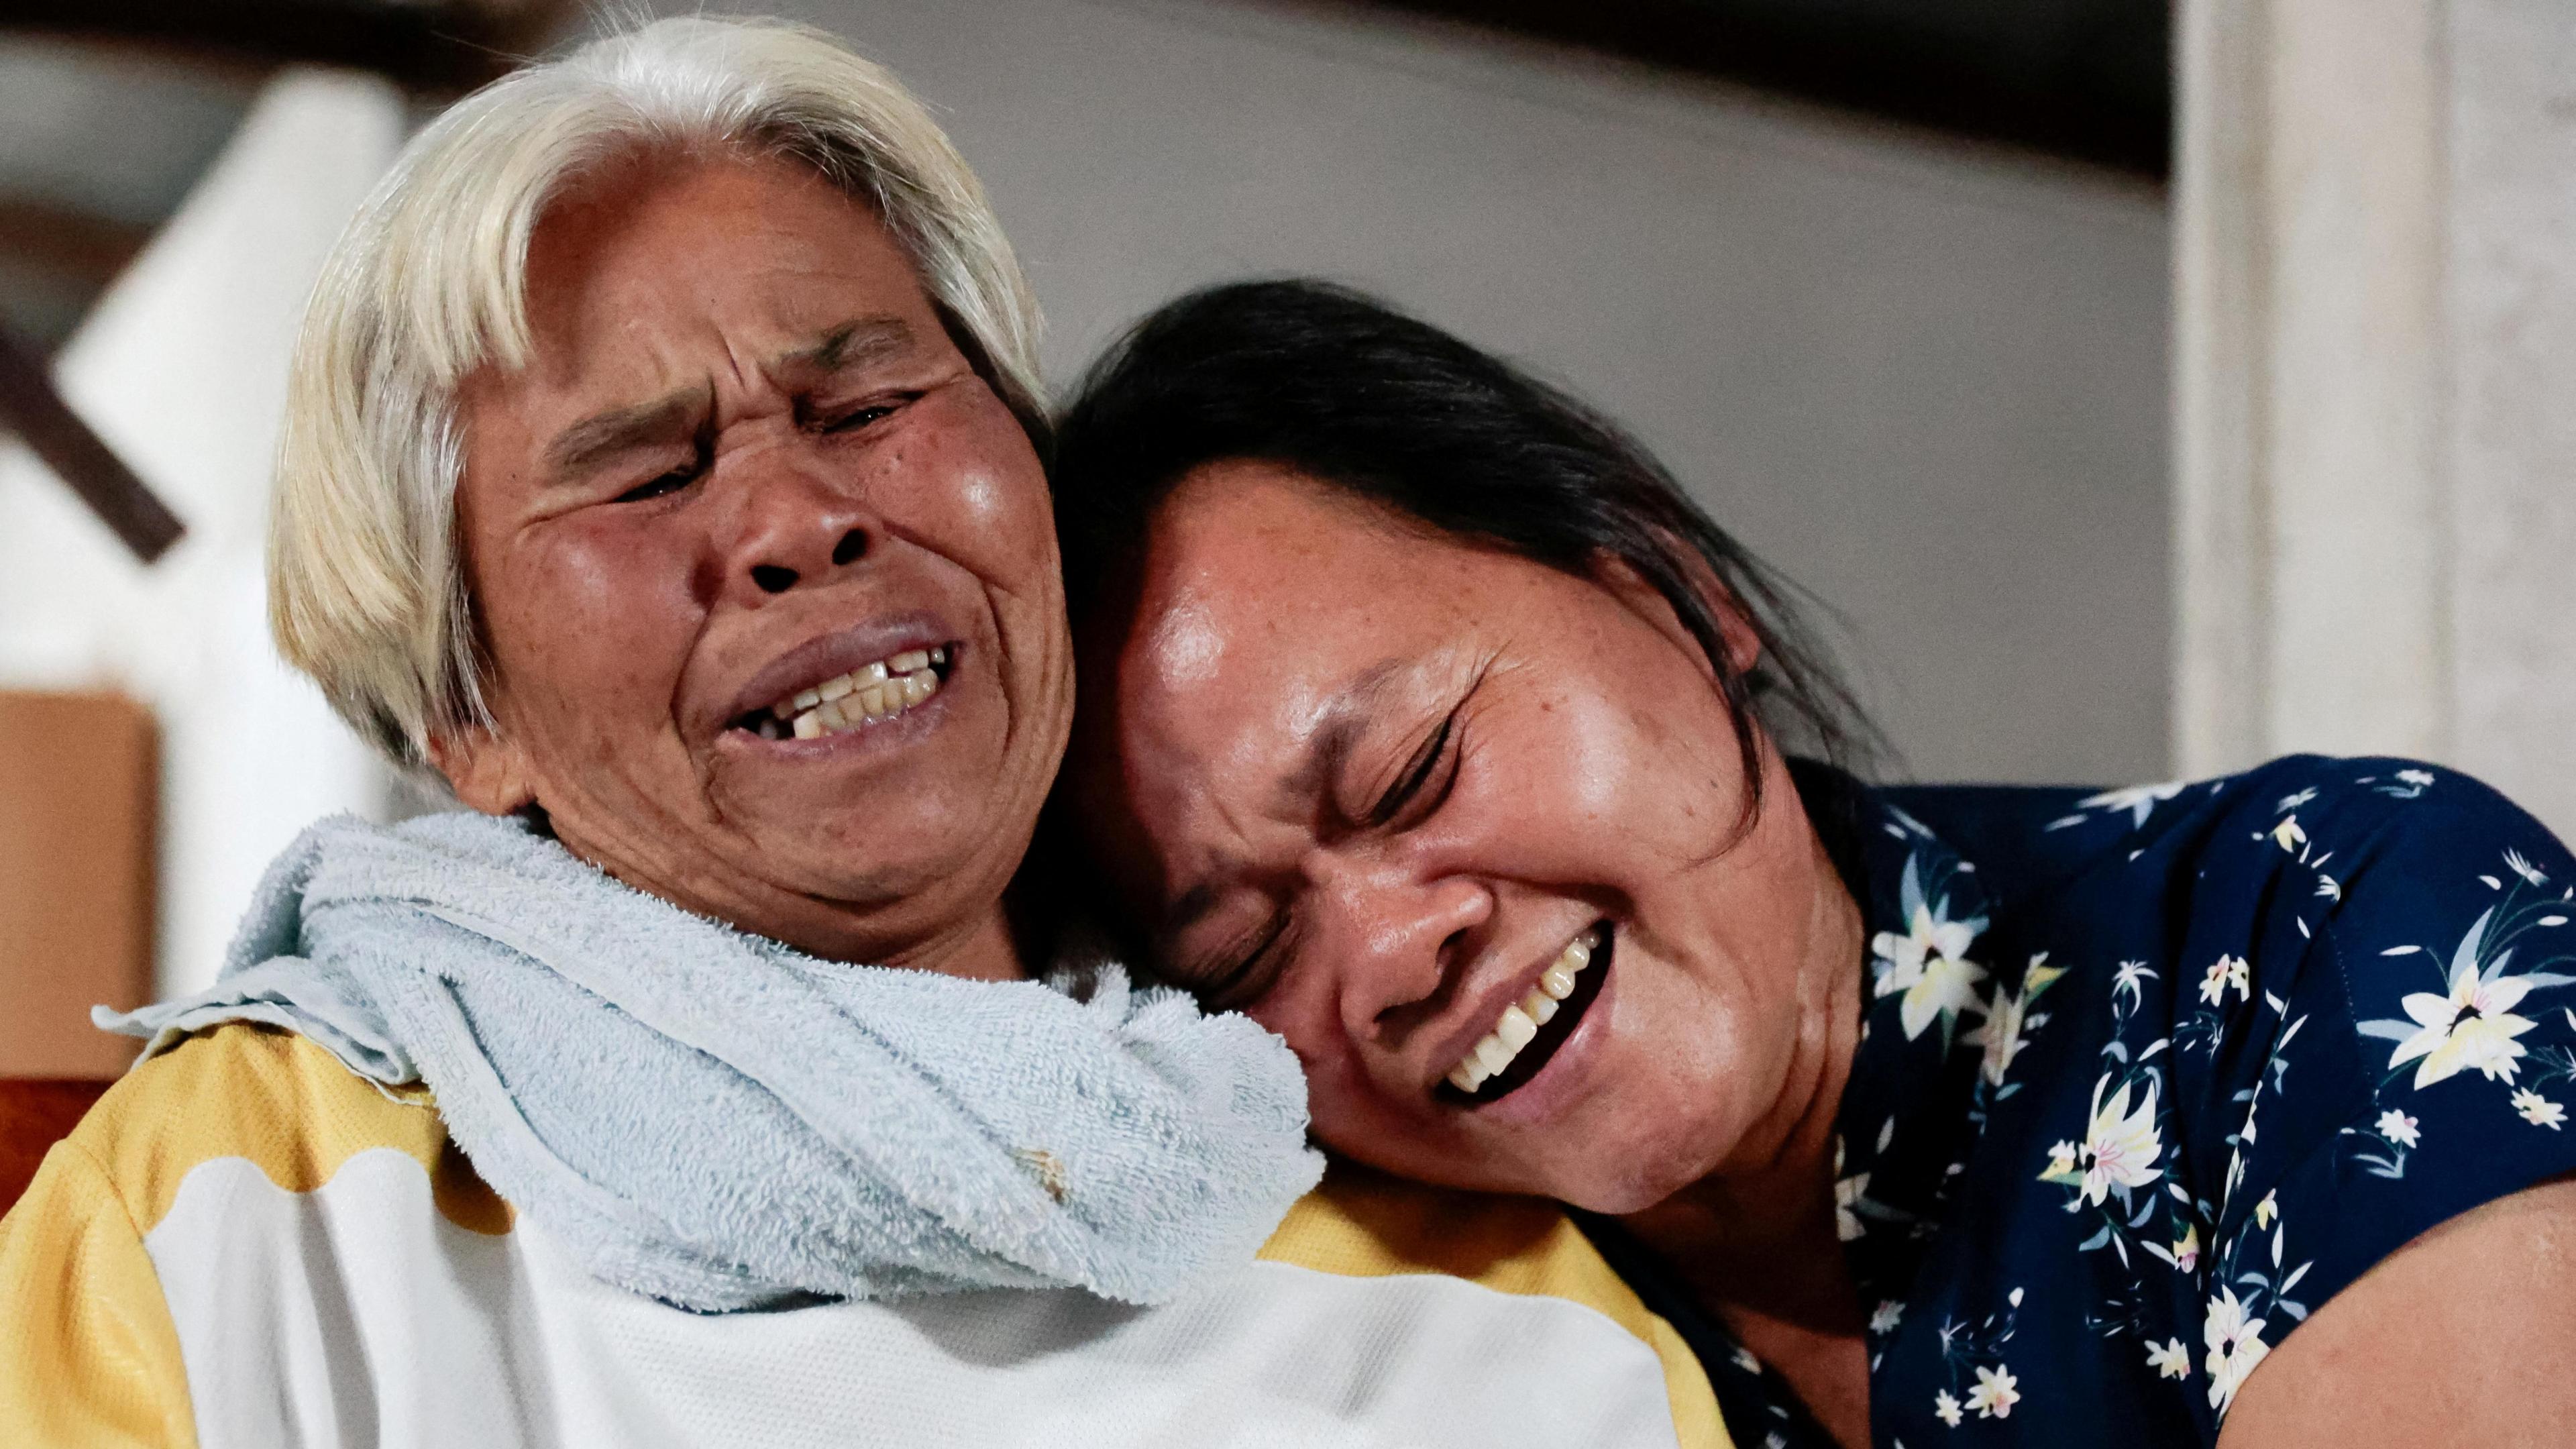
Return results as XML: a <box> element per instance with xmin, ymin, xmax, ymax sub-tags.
<box><xmin>1464</xmin><ymin>685</ymin><xmax>1731</xmax><ymax>883</ymax></box>
<box><xmin>486</xmin><ymin>523</ymin><xmax>700</xmax><ymax>733</ymax></box>
<box><xmin>895</xmin><ymin>399</ymin><xmax>1056</xmax><ymax>587</ymax></box>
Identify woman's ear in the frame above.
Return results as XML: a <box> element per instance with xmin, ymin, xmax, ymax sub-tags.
<box><xmin>427</xmin><ymin>723</ymin><xmax>537</xmax><ymax>818</ymax></box>
<box><xmin>1591</xmin><ymin>550</ymin><xmax>1764</xmax><ymax>682</ymax></box>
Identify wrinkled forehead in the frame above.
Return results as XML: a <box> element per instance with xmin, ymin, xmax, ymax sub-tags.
<box><xmin>511</xmin><ymin>155</ymin><xmax>938</xmax><ymax>389</ymax></box>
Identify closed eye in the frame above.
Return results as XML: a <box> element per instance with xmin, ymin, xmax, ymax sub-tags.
<box><xmin>1193</xmin><ymin>910</ymin><xmax>1297</xmax><ymax>1012</ymax></box>
<box><xmin>613</xmin><ymin>467</ymin><xmax>697</xmax><ymax>504</ymax></box>
<box><xmin>1366</xmin><ymin>712</ymin><xmax>1458</xmax><ymax>829</ymax></box>
<box><xmin>816</xmin><ymin>396</ymin><xmax>913</xmax><ymax>435</ymax></box>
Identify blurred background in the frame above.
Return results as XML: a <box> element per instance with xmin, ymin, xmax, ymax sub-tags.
<box><xmin>0</xmin><ymin>1</ymin><xmax>2569</xmax><ymax>1089</ymax></box>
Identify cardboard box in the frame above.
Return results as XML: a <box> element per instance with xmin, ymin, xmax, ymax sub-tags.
<box><xmin>0</xmin><ymin>690</ymin><xmax>154</xmax><ymax>1079</ymax></box>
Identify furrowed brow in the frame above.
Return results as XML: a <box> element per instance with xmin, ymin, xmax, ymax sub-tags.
<box><xmin>543</xmin><ymin>387</ymin><xmax>707</xmax><ymax>482</ymax></box>
<box><xmin>779</xmin><ymin>316</ymin><xmax>916</xmax><ymax>380</ymax></box>
<box><xmin>1277</xmin><ymin>658</ymin><xmax>1410</xmax><ymax>812</ymax></box>
<box><xmin>1159</xmin><ymin>659</ymin><xmax>1413</xmax><ymax>945</ymax></box>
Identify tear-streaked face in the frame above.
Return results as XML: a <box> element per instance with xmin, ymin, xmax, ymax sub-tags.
<box><xmin>1073</xmin><ymin>462</ymin><xmax>1857</xmax><ymax>1211</ymax></box>
<box><xmin>445</xmin><ymin>154</ymin><xmax>1071</xmax><ymax>975</ymax></box>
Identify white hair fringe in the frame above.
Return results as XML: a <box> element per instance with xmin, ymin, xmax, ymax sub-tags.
<box><xmin>269</xmin><ymin>15</ymin><xmax>1045</xmax><ymax>772</ymax></box>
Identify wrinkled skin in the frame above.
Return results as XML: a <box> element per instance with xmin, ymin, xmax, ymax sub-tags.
<box><xmin>1070</xmin><ymin>461</ymin><xmax>1864</xmax><ymax>1213</ymax></box>
<box><xmin>437</xmin><ymin>153</ymin><xmax>1071</xmax><ymax>977</ymax></box>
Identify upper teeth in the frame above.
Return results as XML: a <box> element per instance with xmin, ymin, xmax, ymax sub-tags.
<box><xmin>1445</xmin><ymin>930</ymin><xmax>1597</xmax><ymax>1096</ymax></box>
<box><xmin>763</xmin><ymin>647</ymin><xmax>947</xmax><ymax>740</ymax></box>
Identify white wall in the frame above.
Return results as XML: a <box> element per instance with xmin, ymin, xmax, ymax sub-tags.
<box><xmin>644</xmin><ymin>0</ymin><xmax>2175</xmax><ymax>786</ymax></box>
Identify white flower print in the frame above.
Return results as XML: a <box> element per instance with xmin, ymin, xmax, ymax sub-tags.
<box><xmin>1964</xmin><ymin>955</ymin><xmax>2065</xmax><ymax>1087</ymax></box>
<box><xmin>1833</xmin><ymin>1138</ymin><xmax>1870</xmax><ymax>1241</ymax></box>
<box><xmin>2145</xmin><ymin>1338</ymin><xmax>2191</xmax><ymax>1380</ymax></box>
<box><xmin>1870</xmin><ymin>1299</ymin><xmax>1904</xmax><ymax>1334</ymax></box>
<box><xmin>1966</xmin><ymin>1364</ymin><xmax>2020</xmax><ymax>1419</ymax></box>
<box><xmin>2170</xmin><ymin>1222</ymin><xmax>2200</xmax><ymax>1273</ymax></box>
<box><xmin>2081</xmin><ymin>780</ymin><xmax>2184</xmax><ymax>827</ymax></box>
<box><xmin>2072</xmin><ymin>1076</ymin><xmax>2165</xmax><ymax>1205</ymax></box>
<box><xmin>2271</xmin><ymin>814</ymin><xmax>2308</xmax><ymax>853</ymax></box>
<box><xmin>2376</xmin><ymin>1108</ymin><xmax>2420</xmax><ymax>1148</ymax></box>
<box><xmin>2396</xmin><ymin>768</ymin><xmax>2436</xmax><ymax>787</ymax></box>
<box><xmin>2513</xmin><ymin>1088</ymin><xmax>2567</xmax><ymax>1129</ymax></box>
<box><xmin>2112</xmin><ymin>959</ymin><xmax>2155</xmax><ymax>1007</ymax></box>
<box><xmin>1731</xmin><ymin>1345</ymin><xmax>1762</xmax><ymax>1375</ymax></box>
<box><xmin>1874</xmin><ymin>902</ymin><xmax>1976</xmax><ymax>996</ymax></box>
<box><xmin>2275</xmin><ymin>788</ymin><xmax>2318</xmax><ymax>812</ymax></box>
<box><xmin>2506</xmin><ymin>849</ymin><xmax>2551</xmax><ymax>888</ymax></box>
<box><xmin>2253</xmin><ymin>1191</ymin><xmax>2277</xmax><ymax>1230</ymax></box>
<box><xmin>2044</xmin><ymin>1139</ymin><xmax>2079</xmax><ymax>1179</ymax></box>
<box><xmin>1933</xmin><ymin>1389</ymin><xmax>1965</xmax><ymax>1428</ymax></box>
<box><xmin>2203</xmin><ymin>1287</ymin><xmax>2271</xmax><ymax>1415</ymax></box>
<box><xmin>1835</xmin><ymin>1173</ymin><xmax>1870</xmax><ymax>1240</ymax></box>
<box><xmin>2386</xmin><ymin>945</ymin><xmax>2538</xmax><ymax>1088</ymax></box>
<box><xmin>2196</xmin><ymin>953</ymin><xmax>2253</xmax><ymax>1007</ymax></box>
<box><xmin>1874</xmin><ymin>901</ymin><xmax>1990</xmax><ymax>1042</ymax></box>
<box><xmin>1904</xmin><ymin>953</ymin><xmax>1987</xmax><ymax>1042</ymax></box>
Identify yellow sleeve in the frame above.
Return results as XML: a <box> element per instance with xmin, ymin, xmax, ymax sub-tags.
<box><xmin>0</xmin><ymin>1138</ymin><xmax>197</xmax><ymax>1448</ymax></box>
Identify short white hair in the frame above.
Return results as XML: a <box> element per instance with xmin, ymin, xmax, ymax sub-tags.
<box><xmin>271</xmin><ymin>16</ymin><xmax>1045</xmax><ymax>771</ymax></box>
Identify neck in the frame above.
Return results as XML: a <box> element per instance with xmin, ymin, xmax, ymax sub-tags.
<box><xmin>1623</xmin><ymin>835</ymin><xmax>1864</xmax><ymax>1318</ymax></box>
<box><xmin>1617</xmin><ymin>819</ymin><xmax>1873</xmax><ymax>1449</ymax></box>
<box><xmin>877</xmin><ymin>890</ymin><xmax>1038</xmax><ymax>982</ymax></box>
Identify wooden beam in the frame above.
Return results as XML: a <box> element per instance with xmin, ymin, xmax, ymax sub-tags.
<box><xmin>0</xmin><ymin>324</ymin><xmax>184</xmax><ymax>563</ymax></box>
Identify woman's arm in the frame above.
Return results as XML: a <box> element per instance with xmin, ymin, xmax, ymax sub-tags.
<box><xmin>0</xmin><ymin>1138</ymin><xmax>197</xmax><ymax>1446</ymax></box>
<box><xmin>2218</xmin><ymin>1174</ymin><xmax>2576</xmax><ymax>1449</ymax></box>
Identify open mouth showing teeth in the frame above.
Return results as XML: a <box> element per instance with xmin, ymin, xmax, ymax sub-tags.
<box><xmin>1438</xmin><ymin>924</ymin><xmax>1610</xmax><ymax>1105</ymax></box>
<box><xmin>732</xmin><ymin>645</ymin><xmax>955</xmax><ymax>741</ymax></box>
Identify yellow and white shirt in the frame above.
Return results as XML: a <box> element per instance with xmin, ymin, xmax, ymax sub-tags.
<box><xmin>1</xmin><ymin>1024</ymin><xmax>1728</xmax><ymax>1448</ymax></box>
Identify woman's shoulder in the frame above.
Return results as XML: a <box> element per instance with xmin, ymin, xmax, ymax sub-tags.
<box><xmin>1879</xmin><ymin>754</ymin><xmax>2557</xmax><ymax>915</ymax></box>
<box><xmin>60</xmin><ymin>1022</ymin><xmax>506</xmax><ymax>1240</ymax></box>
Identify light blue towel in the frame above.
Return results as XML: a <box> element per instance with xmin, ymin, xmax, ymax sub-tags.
<box><xmin>99</xmin><ymin>811</ymin><xmax>1320</xmax><ymax>1311</ymax></box>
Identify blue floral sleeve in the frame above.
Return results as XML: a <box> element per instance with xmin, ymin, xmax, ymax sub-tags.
<box><xmin>2178</xmin><ymin>763</ymin><xmax>2576</xmax><ymax>1414</ymax></box>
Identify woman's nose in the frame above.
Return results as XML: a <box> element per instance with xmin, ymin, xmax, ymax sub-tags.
<box><xmin>1308</xmin><ymin>853</ymin><xmax>1493</xmax><ymax>1042</ymax></box>
<box><xmin>710</xmin><ymin>454</ymin><xmax>877</xmax><ymax>606</ymax></box>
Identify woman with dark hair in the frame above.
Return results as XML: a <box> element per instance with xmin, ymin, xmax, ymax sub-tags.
<box><xmin>1050</xmin><ymin>280</ymin><xmax>2576</xmax><ymax>1448</ymax></box>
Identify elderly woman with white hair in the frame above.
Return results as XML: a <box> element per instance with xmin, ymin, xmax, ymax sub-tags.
<box><xmin>0</xmin><ymin>19</ymin><xmax>1733</xmax><ymax>1448</ymax></box>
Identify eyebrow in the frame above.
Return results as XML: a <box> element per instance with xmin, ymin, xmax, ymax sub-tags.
<box><xmin>543</xmin><ymin>387</ymin><xmax>708</xmax><ymax>480</ymax></box>
<box><xmin>539</xmin><ymin>317</ymin><xmax>918</xmax><ymax>482</ymax></box>
<box><xmin>1162</xmin><ymin>658</ymin><xmax>1412</xmax><ymax>938</ymax></box>
<box><xmin>787</xmin><ymin>316</ymin><xmax>915</xmax><ymax>376</ymax></box>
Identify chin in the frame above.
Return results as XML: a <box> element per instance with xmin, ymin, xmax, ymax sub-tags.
<box><xmin>1551</xmin><ymin>1158</ymin><xmax>1706</xmax><ymax>1216</ymax></box>
<box><xmin>1535</xmin><ymin>1100</ymin><xmax>1737</xmax><ymax>1214</ymax></box>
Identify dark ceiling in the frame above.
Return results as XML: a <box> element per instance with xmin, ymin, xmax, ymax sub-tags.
<box><xmin>1346</xmin><ymin>0</ymin><xmax>2173</xmax><ymax>178</ymax></box>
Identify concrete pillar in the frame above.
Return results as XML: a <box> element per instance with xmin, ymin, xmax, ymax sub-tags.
<box><xmin>2176</xmin><ymin>0</ymin><xmax>2576</xmax><ymax>835</ymax></box>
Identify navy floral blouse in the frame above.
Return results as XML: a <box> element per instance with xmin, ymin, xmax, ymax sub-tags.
<box><xmin>1591</xmin><ymin>755</ymin><xmax>2576</xmax><ymax>1448</ymax></box>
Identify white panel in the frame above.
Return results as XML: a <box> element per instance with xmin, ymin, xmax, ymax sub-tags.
<box><xmin>2445</xmin><ymin>1</ymin><xmax>2576</xmax><ymax>835</ymax></box>
<box><xmin>152</xmin><ymin>1151</ymin><xmax>1688</xmax><ymax>1449</ymax></box>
